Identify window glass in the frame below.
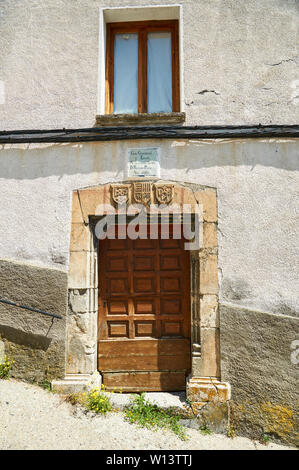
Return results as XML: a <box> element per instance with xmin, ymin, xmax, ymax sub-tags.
<box><xmin>147</xmin><ymin>32</ymin><xmax>172</xmax><ymax>113</ymax></box>
<box><xmin>114</xmin><ymin>33</ymin><xmax>138</xmax><ymax>114</ymax></box>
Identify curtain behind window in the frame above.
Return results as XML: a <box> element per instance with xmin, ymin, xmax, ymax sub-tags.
<box><xmin>147</xmin><ymin>32</ymin><xmax>172</xmax><ymax>113</ymax></box>
<box><xmin>114</xmin><ymin>33</ymin><xmax>138</xmax><ymax>114</ymax></box>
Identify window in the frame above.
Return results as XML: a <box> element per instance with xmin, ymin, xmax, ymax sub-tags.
<box><xmin>105</xmin><ymin>20</ymin><xmax>180</xmax><ymax>114</ymax></box>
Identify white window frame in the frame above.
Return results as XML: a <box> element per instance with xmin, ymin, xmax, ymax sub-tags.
<box><xmin>97</xmin><ymin>4</ymin><xmax>184</xmax><ymax>116</ymax></box>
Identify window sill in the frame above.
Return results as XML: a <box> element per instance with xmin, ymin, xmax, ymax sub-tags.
<box><xmin>95</xmin><ymin>112</ymin><xmax>185</xmax><ymax>127</ymax></box>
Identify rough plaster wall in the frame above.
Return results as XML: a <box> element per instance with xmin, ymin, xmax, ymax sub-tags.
<box><xmin>0</xmin><ymin>138</ymin><xmax>298</xmax><ymax>318</ymax></box>
<box><xmin>220</xmin><ymin>304</ymin><xmax>298</xmax><ymax>445</ymax></box>
<box><xmin>0</xmin><ymin>0</ymin><xmax>298</xmax><ymax>129</ymax></box>
<box><xmin>0</xmin><ymin>258</ymin><xmax>68</xmax><ymax>382</ymax></box>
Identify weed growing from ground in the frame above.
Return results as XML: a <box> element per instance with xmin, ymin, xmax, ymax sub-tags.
<box><xmin>38</xmin><ymin>380</ymin><xmax>52</xmax><ymax>392</ymax></box>
<box><xmin>66</xmin><ymin>385</ymin><xmax>115</xmax><ymax>415</ymax></box>
<box><xmin>85</xmin><ymin>387</ymin><xmax>113</xmax><ymax>414</ymax></box>
<box><xmin>227</xmin><ymin>426</ymin><xmax>237</xmax><ymax>438</ymax></box>
<box><xmin>0</xmin><ymin>355</ymin><xmax>14</xmax><ymax>379</ymax></box>
<box><xmin>125</xmin><ymin>393</ymin><xmax>187</xmax><ymax>440</ymax></box>
<box><xmin>260</xmin><ymin>432</ymin><xmax>271</xmax><ymax>445</ymax></box>
<box><xmin>185</xmin><ymin>397</ymin><xmax>192</xmax><ymax>407</ymax></box>
<box><xmin>199</xmin><ymin>424</ymin><xmax>212</xmax><ymax>435</ymax></box>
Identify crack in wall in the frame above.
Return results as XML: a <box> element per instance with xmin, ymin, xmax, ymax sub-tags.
<box><xmin>197</xmin><ymin>89</ymin><xmax>220</xmax><ymax>96</ymax></box>
<box><xmin>266</xmin><ymin>58</ymin><xmax>296</xmax><ymax>66</ymax></box>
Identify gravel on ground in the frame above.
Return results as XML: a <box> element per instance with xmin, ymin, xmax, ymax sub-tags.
<box><xmin>0</xmin><ymin>379</ymin><xmax>293</xmax><ymax>450</ymax></box>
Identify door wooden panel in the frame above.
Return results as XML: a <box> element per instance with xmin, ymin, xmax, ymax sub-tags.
<box><xmin>103</xmin><ymin>371</ymin><xmax>186</xmax><ymax>392</ymax></box>
<box><xmin>98</xmin><ymin>226</ymin><xmax>191</xmax><ymax>391</ymax></box>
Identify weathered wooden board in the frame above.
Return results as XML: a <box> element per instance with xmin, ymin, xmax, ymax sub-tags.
<box><xmin>102</xmin><ymin>371</ymin><xmax>186</xmax><ymax>392</ymax></box>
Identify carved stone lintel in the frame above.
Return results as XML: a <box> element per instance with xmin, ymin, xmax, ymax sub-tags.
<box><xmin>110</xmin><ymin>182</ymin><xmax>176</xmax><ymax>206</ymax></box>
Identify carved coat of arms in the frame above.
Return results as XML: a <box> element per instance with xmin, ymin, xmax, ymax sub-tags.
<box><xmin>154</xmin><ymin>184</ymin><xmax>174</xmax><ymax>204</ymax></box>
<box><xmin>111</xmin><ymin>185</ymin><xmax>129</xmax><ymax>205</ymax></box>
<box><xmin>133</xmin><ymin>182</ymin><xmax>151</xmax><ymax>205</ymax></box>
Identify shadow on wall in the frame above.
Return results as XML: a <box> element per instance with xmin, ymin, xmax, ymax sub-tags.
<box><xmin>0</xmin><ymin>139</ymin><xmax>298</xmax><ymax>181</ymax></box>
<box><xmin>0</xmin><ymin>324</ymin><xmax>52</xmax><ymax>351</ymax></box>
<box><xmin>221</xmin><ymin>278</ymin><xmax>299</xmax><ymax>318</ymax></box>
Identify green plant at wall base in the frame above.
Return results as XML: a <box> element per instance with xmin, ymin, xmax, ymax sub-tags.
<box><xmin>199</xmin><ymin>424</ymin><xmax>212</xmax><ymax>435</ymax></box>
<box><xmin>227</xmin><ymin>401</ymin><xmax>238</xmax><ymax>438</ymax></box>
<box><xmin>125</xmin><ymin>393</ymin><xmax>187</xmax><ymax>440</ymax></box>
<box><xmin>227</xmin><ymin>425</ymin><xmax>237</xmax><ymax>438</ymax></box>
<box><xmin>260</xmin><ymin>432</ymin><xmax>271</xmax><ymax>445</ymax></box>
<box><xmin>185</xmin><ymin>397</ymin><xmax>192</xmax><ymax>407</ymax></box>
<box><xmin>38</xmin><ymin>380</ymin><xmax>52</xmax><ymax>392</ymax></box>
<box><xmin>0</xmin><ymin>355</ymin><xmax>14</xmax><ymax>379</ymax></box>
<box><xmin>85</xmin><ymin>387</ymin><xmax>113</xmax><ymax>414</ymax></box>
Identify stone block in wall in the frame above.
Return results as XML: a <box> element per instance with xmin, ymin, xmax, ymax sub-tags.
<box><xmin>72</xmin><ymin>191</ymin><xmax>84</xmax><ymax>224</ymax></box>
<box><xmin>68</xmin><ymin>251</ymin><xmax>91</xmax><ymax>289</ymax></box>
<box><xmin>199</xmin><ymin>254</ymin><xmax>218</xmax><ymax>295</ymax></box>
<box><xmin>78</xmin><ymin>187</ymin><xmax>111</xmax><ymax>223</ymax></box>
<box><xmin>69</xmin><ymin>289</ymin><xmax>89</xmax><ymax>313</ymax></box>
<box><xmin>195</xmin><ymin>402</ymin><xmax>230</xmax><ymax>434</ymax></box>
<box><xmin>70</xmin><ymin>223</ymin><xmax>90</xmax><ymax>252</ymax></box>
<box><xmin>191</xmin><ymin>355</ymin><xmax>202</xmax><ymax>377</ymax></box>
<box><xmin>67</xmin><ymin>327</ymin><xmax>96</xmax><ymax>375</ymax></box>
<box><xmin>200</xmin><ymin>327</ymin><xmax>220</xmax><ymax>377</ymax></box>
<box><xmin>203</xmin><ymin>223</ymin><xmax>218</xmax><ymax>248</ymax></box>
<box><xmin>187</xmin><ymin>377</ymin><xmax>231</xmax><ymax>403</ymax></box>
<box><xmin>193</xmin><ymin>189</ymin><xmax>217</xmax><ymax>222</ymax></box>
<box><xmin>70</xmin><ymin>312</ymin><xmax>89</xmax><ymax>335</ymax></box>
<box><xmin>200</xmin><ymin>295</ymin><xmax>219</xmax><ymax>327</ymax></box>
<box><xmin>173</xmin><ymin>185</ymin><xmax>197</xmax><ymax>206</ymax></box>
<box><xmin>52</xmin><ymin>371</ymin><xmax>101</xmax><ymax>394</ymax></box>
<box><xmin>186</xmin><ymin>377</ymin><xmax>230</xmax><ymax>433</ymax></box>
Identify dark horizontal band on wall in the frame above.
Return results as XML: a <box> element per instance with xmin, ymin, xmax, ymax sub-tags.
<box><xmin>0</xmin><ymin>124</ymin><xmax>298</xmax><ymax>143</ymax></box>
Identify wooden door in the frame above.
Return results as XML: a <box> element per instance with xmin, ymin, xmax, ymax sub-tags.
<box><xmin>98</xmin><ymin>226</ymin><xmax>191</xmax><ymax>391</ymax></box>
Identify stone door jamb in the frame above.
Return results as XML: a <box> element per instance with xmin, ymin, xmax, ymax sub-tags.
<box><xmin>52</xmin><ymin>181</ymin><xmax>231</xmax><ymax>406</ymax></box>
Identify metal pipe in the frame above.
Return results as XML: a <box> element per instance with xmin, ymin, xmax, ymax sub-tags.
<box><xmin>0</xmin><ymin>298</ymin><xmax>62</xmax><ymax>320</ymax></box>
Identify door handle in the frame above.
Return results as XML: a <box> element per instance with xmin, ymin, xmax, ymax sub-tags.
<box><xmin>103</xmin><ymin>300</ymin><xmax>107</xmax><ymax>308</ymax></box>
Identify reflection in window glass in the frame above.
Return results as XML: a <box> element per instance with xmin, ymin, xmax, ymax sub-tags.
<box><xmin>147</xmin><ymin>32</ymin><xmax>172</xmax><ymax>113</ymax></box>
<box><xmin>114</xmin><ymin>34</ymin><xmax>138</xmax><ymax>114</ymax></box>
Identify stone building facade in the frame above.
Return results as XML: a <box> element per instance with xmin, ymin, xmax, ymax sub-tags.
<box><xmin>0</xmin><ymin>0</ymin><xmax>298</xmax><ymax>445</ymax></box>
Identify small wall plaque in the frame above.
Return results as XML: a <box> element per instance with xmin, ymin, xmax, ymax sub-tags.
<box><xmin>127</xmin><ymin>147</ymin><xmax>160</xmax><ymax>178</ymax></box>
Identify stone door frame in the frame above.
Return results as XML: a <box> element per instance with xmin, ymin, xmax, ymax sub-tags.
<box><xmin>53</xmin><ymin>180</ymin><xmax>230</xmax><ymax>406</ymax></box>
